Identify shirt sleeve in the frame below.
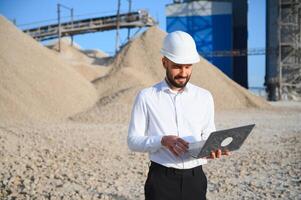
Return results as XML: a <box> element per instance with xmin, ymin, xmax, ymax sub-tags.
<box><xmin>127</xmin><ymin>91</ymin><xmax>163</xmax><ymax>153</ymax></box>
<box><xmin>201</xmin><ymin>92</ymin><xmax>216</xmax><ymax>140</ymax></box>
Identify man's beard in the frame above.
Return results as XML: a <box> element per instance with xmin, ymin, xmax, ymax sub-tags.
<box><xmin>165</xmin><ymin>70</ymin><xmax>190</xmax><ymax>89</ymax></box>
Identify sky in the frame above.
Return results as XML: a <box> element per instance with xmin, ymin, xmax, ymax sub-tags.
<box><xmin>0</xmin><ymin>0</ymin><xmax>265</xmax><ymax>88</ymax></box>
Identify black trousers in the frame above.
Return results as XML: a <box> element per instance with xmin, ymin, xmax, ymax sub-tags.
<box><xmin>145</xmin><ymin>162</ymin><xmax>207</xmax><ymax>200</ymax></box>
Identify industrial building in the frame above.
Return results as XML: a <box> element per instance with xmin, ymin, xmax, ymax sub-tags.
<box><xmin>165</xmin><ymin>0</ymin><xmax>248</xmax><ymax>88</ymax></box>
<box><xmin>266</xmin><ymin>0</ymin><xmax>301</xmax><ymax>101</ymax></box>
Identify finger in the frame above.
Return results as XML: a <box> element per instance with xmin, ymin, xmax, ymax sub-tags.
<box><xmin>222</xmin><ymin>150</ymin><xmax>230</xmax><ymax>156</ymax></box>
<box><xmin>173</xmin><ymin>146</ymin><xmax>182</xmax><ymax>155</ymax></box>
<box><xmin>168</xmin><ymin>146</ymin><xmax>177</xmax><ymax>156</ymax></box>
<box><xmin>170</xmin><ymin>146</ymin><xmax>181</xmax><ymax>157</ymax></box>
<box><xmin>176</xmin><ymin>138</ymin><xmax>189</xmax><ymax>148</ymax></box>
<box><xmin>175</xmin><ymin>142</ymin><xmax>188</xmax><ymax>152</ymax></box>
<box><xmin>210</xmin><ymin>151</ymin><xmax>216</xmax><ymax>159</ymax></box>
<box><xmin>163</xmin><ymin>136</ymin><xmax>178</xmax><ymax>147</ymax></box>
<box><xmin>174</xmin><ymin>144</ymin><xmax>187</xmax><ymax>155</ymax></box>
<box><xmin>168</xmin><ymin>142</ymin><xmax>181</xmax><ymax>156</ymax></box>
<box><xmin>216</xmin><ymin>149</ymin><xmax>222</xmax><ymax>158</ymax></box>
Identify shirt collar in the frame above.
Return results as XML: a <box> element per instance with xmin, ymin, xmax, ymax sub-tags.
<box><xmin>159</xmin><ymin>78</ymin><xmax>190</xmax><ymax>94</ymax></box>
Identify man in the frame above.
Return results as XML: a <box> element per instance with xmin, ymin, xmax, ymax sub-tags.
<box><xmin>128</xmin><ymin>31</ymin><xmax>229</xmax><ymax>200</ymax></box>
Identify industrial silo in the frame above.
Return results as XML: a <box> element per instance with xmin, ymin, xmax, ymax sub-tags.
<box><xmin>266</xmin><ymin>0</ymin><xmax>279</xmax><ymax>101</ymax></box>
<box><xmin>165</xmin><ymin>0</ymin><xmax>248</xmax><ymax>88</ymax></box>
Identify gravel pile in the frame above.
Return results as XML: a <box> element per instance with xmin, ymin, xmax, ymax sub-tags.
<box><xmin>91</xmin><ymin>27</ymin><xmax>270</xmax><ymax>111</ymax></box>
<box><xmin>0</xmin><ymin>16</ymin><xmax>97</xmax><ymax>122</ymax></box>
<box><xmin>47</xmin><ymin>39</ymin><xmax>111</xmax><ymax>82</ymax></box>
<box><xmin>1</xmin><ymin>103</ymin><xmax>300</xmax><ymax>200</ymax></box>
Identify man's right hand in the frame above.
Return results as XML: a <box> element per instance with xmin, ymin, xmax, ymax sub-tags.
<box><xmin>161</xmin><ymin>135</ymin><xmax>189</xmax><ymax>157</ymax></box>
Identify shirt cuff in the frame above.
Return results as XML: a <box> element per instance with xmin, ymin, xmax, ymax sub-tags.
<box><xmin>149</xmin><ymin>135</ymin><xmax>164</xmax><ymax>153</ymax></box>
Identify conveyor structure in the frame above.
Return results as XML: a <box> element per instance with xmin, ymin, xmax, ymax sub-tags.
<box><xmin>23</xmin><ymin>10</ymin><xmax>156</xmax><ymax>41</ymax></box>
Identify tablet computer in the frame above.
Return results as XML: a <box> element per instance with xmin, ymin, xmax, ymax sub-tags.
<box><xmin>188</xmin><ymin>124</ymin><xmax>255</xmax><ymax>158</ymax></box>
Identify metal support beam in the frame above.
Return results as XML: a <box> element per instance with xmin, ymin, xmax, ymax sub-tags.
<box><xmin>278</xmin><ymin>0</ymin><xmax>282</xmax><ymax>100</ymax></box>
<box><xmin>278</xmin><ymin>0</ymin><xmax>301</xmax><ymax>100</ymax></box>
<box><xmin>71</xmin><ymin>8</ymin><xmax>74</xmax><ymax>46</ymax></box>
<box><xmin>115</xmin><ymin>0</ymin><xmax>121</xmax><ymax>54</ymax></box>
<box><xmin>57</xmin><ymin>4</ymin><xmax>61</xmax><ymax>52</ymax></box>
<box><xmin>127</xmin><ymin>0</ymin><xmax>132</xmax><ymax>40</ymax></box>
<box><xmin>57</xmin><ymin>3</ymin><xmax>74</xmax><ymax>52</ymax></box>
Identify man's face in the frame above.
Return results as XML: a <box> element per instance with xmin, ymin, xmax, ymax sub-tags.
<box><xmin>162</xmin><ymin>57</ymin><xmax>192</xmax><ymax>89</ymax></box>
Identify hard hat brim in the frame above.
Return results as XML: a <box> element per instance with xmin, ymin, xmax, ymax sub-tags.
<box><xmin>160</xmin><ymin>49</ymin><xmax>200</xmax><ymax>64</ymax></box>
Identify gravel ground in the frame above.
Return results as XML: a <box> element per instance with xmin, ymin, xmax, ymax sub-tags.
<box><xmin>0</xmin><ymin>102</ymin><xmax>300</xmax><ymax>200</ymax></box>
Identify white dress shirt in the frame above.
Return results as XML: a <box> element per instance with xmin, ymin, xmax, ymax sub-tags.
<box><xmin>127</xmin><ymin>79</ymin><xmax>216</xmax><ymax>169</ymax></box>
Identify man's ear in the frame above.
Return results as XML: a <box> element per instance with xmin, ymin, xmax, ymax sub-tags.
<box><xmin>162</xmin><ymin>57</ymin><xmax>167</xmax><ymax>70</ymax></box>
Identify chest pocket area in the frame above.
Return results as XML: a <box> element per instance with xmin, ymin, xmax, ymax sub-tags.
<box><xmin>182</xmin><ymin>109</ymin><xmax>206</xmax><ymax>135</ymax></box>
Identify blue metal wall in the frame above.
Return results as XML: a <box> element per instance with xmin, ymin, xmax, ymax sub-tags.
<box><xmin>166</xmin><ymin>1</ymin><xmax>233</xmax><ymax>78</ymax></box>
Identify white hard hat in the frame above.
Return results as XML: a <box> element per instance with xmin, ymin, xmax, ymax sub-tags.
<box><xmin>160</xmin><ymin>31</ymin><xmax>200</xmax><ymax>64</ymax></box>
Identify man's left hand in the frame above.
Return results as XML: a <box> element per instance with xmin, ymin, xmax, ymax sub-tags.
<box><xmin>206</xmin><ymin>149</ymin><xmax>230</xmax><ymax>159</ymax></box>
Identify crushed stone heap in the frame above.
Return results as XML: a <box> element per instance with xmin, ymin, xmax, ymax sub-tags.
<box><xmin>72</xmin><ymin>27</ymin><xmax>270</xmax><ymax>123</ymax></box>
<box><xmin>0</xmin><ymin>16</ymin><xmax>97</xmax><ymax>121</ymax></box>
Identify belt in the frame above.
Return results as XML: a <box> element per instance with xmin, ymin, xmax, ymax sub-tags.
<box><xmin>150</xmin><ymin>161</ymin><xmax>202</xmax><ymax>176</ymax></box>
